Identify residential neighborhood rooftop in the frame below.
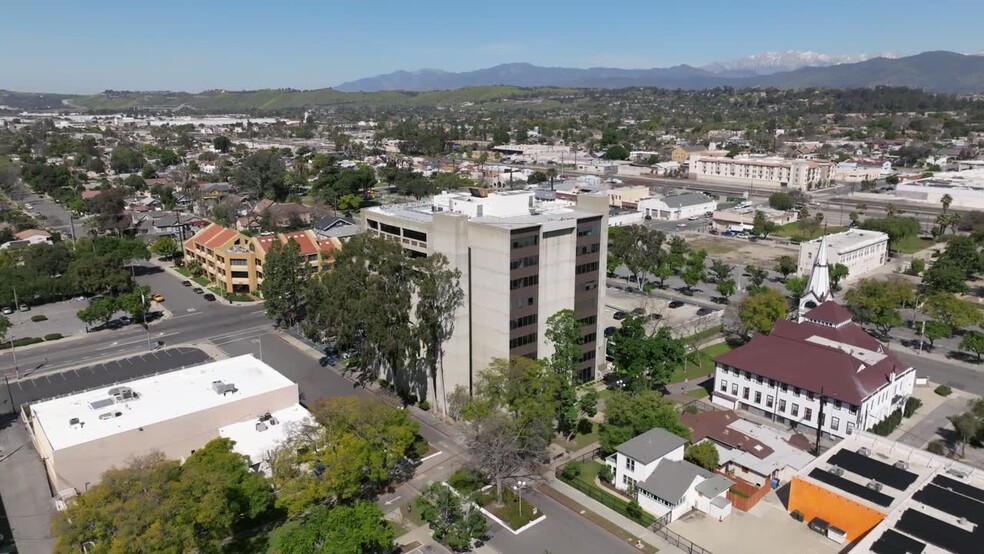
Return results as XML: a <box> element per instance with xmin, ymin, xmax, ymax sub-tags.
<box><xmin>615</xmin><ymin>427</ymin><xmax>687</xmax><ymax>465</ymax></box>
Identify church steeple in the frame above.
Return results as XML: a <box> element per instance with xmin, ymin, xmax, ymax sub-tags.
<box><xmin>799</xmin><ymin>234</ymin><xmax>832</xmax><ymax>321</ymax></box>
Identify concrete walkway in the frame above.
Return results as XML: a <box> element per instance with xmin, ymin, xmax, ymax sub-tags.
<box><xmin>0</xmin><ymin>419</ymin><xmax>56</xmax><ymax>554</ymax></box>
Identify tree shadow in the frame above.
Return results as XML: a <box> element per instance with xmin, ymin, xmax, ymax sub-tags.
<box><xmin>947</xmin><ymin>351</ymin><xmax>981</xmax><ymax>365</ymax></box>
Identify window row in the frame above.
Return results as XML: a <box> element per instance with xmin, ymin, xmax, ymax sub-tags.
<box><xmin>576</xmin><ymin>261</ymin><xmax>600</xmax><ymax>275</ymax></box>
<box><xmin>510</xmin><ymin>255</ymin><xmax>539</xmax><ymax>270</ymax></box>
<box><xmin>510</xmin><ymin>275</ymin><xmax>539</xmax><ymax>290</ymax></box>
<box><xmin>509</xmin><ymin>333</ymin><xmax>537</xmax><ymax>349</ymax></box>
<box><xmin>509</xmin><ymin>314</ymin><xmax>537</xmax><ymax>330</ymax></box>
<box><xmin>511</xmin><ymin>235</ymin><xmax>539</xmax><ymax>249</ymax></box>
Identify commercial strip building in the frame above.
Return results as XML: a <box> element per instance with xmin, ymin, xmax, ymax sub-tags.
<box><xmin>797</xmin><ymin>229</ymin><xmax>889</xmax><ymax>282</ymax></box>
<box><xmin>688</xmin><ymin>155</ymin><xmax>833</xmax><ymax>191</ymax></box>
<box><xmin>711</xmin><ymin>247</ymin><xmax>916</xmax><ymax>439</ymax></box>
<box><xmin>26</xmin><ymin>355</ymin><xmax>310</xmax><ymax>496</ymax></box>
<box><xmin>895</xmin><ymin>168</ymin><xmax>984</xmax><ymax>210</ymax></box>
<box><xmin>363</xmin><ymin>188</ymin><xmax>608</xmax><ymax>402</ymax></box>
<box><xmin>607</xmin><ymin>427</ymin><xmax>733</xmax><ymax>523</ymax></box>
<box><xmin>709</xmin><ymin>206</ymin><xmax>798</xmax><ymax>232</ymax></box>
<box><xmin>183</xmin><ymin>223</ymin><xmax>342</xmax><ymax>294</ymax></box>
<box><xmin>637</xmin><ymin>192</ymin><xmax>716</xmax><ymax>221</ymax></box>
<box><xmin>789</xmin><ymin>430</ymin><xmax>984</xmax><ymax>552</ymax></box>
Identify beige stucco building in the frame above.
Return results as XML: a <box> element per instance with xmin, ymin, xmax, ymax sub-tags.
<box><xmin>689</xmin><ymin>155</ymin><xmax>833</xmax><ymax>191</ymax></box>
<box><xmin>363</xmin><ymin>188</ymin><xmax>608</xmax><ymax>410</ymax></box>
<box><xmin>27</xmin><ymin>355</ymin><xmax>307</xmax><ymax>495</ymax></box>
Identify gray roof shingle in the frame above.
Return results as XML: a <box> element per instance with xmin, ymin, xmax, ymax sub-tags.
<box><xmin>615</xmin><ymin>428</ymin><xmax>686</xmax><ymax>465</ymax></box>
<box><xmin>637</xmin><ymin>459</ymin><xmax>714</xmax><ymax>503</ymax></box>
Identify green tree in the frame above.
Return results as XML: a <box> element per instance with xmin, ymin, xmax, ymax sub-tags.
<box><xmin>610</xmin><ymin>318</ymin><xmax>686</xmax><ymax>389</ymax></box>
<box><xmin>469</xmin><ymin>357</ymin><xmax>559</xmax><ymax>439</ymax></box>
<box><xmin>684</xmin><ymin>441</ymin><xmax>720</xmax><ymax>471</ymax></box>
<box><xmin>545</xmin><ymin>309</ymin><xmax>584</xmax><ymax>439</ymax></box>
<box><xmin>681</xmin><ymin>250</ymin><xmax>708</xmax><ymax>293</ymax></box>
<box><xmin>920</xmin><ymin>320</ymin><xmax>952</xmax><ymax>350</ymax></box>
<box><xmin>849</xmin><ymin>211</ymin><xmax>860</xmax><ymax>226</ymax></box>
<box><xmin>959</xmin><ymin>332</ymin><xmax>984</xmax><ymax>361</ymax></box>
<box><xmin>260</xmin><ymin>237</ymin><xmax>305</xmax><ymax>326</ymax></box>
<box><xmin>413</xmin><ymin>254</ymin><xmax>464</xmax><ymax>415</ymax></box>
<box><xmin>843</xmin><ymin>277</ymin><xmax>914</xmax><ymax>335</ymax></box>
<box><xmin>274</xmin><ymin>502</ymin><xmax>395</xmax><ymax>554</ymax></box>
<box><xmin>936</xmin><ymin>235</ymin><xmax>984</xmax><ymax>278</ymax></box>
<box><xmin>775</xmin><ymin>255</ymin><xmax>797</xmax><ymax>281</ymax></box>
<box><xmin>941</xmin><ymin>193</ymin><xmax>953</xmax><ymax>214</ymax></box>
<box><xmin>922</xmin><ymin>259</ymin><xmax>970</xmax><ymax>294</ymax></box>
<box><xmin>603</xmin><ymin>144</ymin><xmax>630</xmax><ymax>160</ymax></box>
<box><xmin>109</xmin><ymin>145</ymin><xmax>144</xmax><ymax>173</ymax></box>
<box><xmin>949</xmin><ymin>412</ymin><xmax>981</xmax><ymax>457</ymax></box>
<box><xmin>784</xmin><ymin>275</ymin><xmax>808</xmax><ymax>299</ymax></box>
<box><xmin>768</xmin><ymin>192</ymin><xmax>794</xmax><ymax>211</ymax></box>
<box><xmin>118</xmin><ymin>287</ymin><xmax>151</xmax><ymax>322</ymax></box>
<box><xmin>148</xmin><ymin>236</ymin><xmax>179</xmax><ymax>259</ymax></box>
<box><xmin>599</xmin><ymin>390</ymin><xmax>689</xmax><ymax>455</ymax></box>
<box><xmin>744</xmin><ymin>264</ymin><xmax>768</xmax><ymax>293</ymax></box>
<box><xmin>829</xmin><ymin>263</ymin><xmax>849</xmax><ymax>290</ymax></box>
<box><xmin>923</xmin><ymin>293</ymin><xmax>984</xmax><ymax>330</ymax></box>
<box><xmin>269</xmin><ymin>397</ymin><xmax>419</xmax><ymax>517</ymax></box>
<box><xmin>212</xmin><ymin>135</ymin><xmax>231</xmax><ymax>153</ymax></box>
<box><xmin>0</xmin><ymin>314</ymin><xmax>10</xmax><ymax>343</ymax></box>
<box><xmin>415</xmin><ymin>482</ymin><xmax>488</xmax><ymax>551</ymax></box>
<box><xmin>234</xmin><ymin>148</ymin><xmax>288</xmax><ymax>200</ymax></box>
<box><xmin>468</xmin><ymin>411</ymin><xmax>548</xmax><ymax>506</ymax></box>
<box><xmin>709</xmin><ymin>259</ymin><xmax>733</xmax><ymax>282</ymax></box>
<box><xmin>860</xmin><ymin>217</ymin><xmax>920</xmax><ymax>253</ymax></box>
<box><xmin>716</xmin><ymin>278</ymin><xmax>737</xmax><ymax>303</ymax></box>
<box><xmin>87</xmin><ymin>296</ymin><xmax>119</xmax><ymax>328</ymax></box>
<box><xmin>738</xmin><ymin>289</ymin><xmax>787</xmax><ymax>336</ymax></box>
<box><xmin>752</xmin><ymin>210</ymin><xmax>778</xmax><ymax>238</ymax></box>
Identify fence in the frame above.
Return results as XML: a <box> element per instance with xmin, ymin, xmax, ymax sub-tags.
<box><xmin>649</xmin><ymin>523</ymin><xmax>714</xmax><ymax>554</ymax></box>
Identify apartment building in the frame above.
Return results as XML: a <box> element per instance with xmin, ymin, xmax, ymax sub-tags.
<box><xmin>183</xmin><ymin>223</ymin><xmax>341</xmax><ymax>294</ymax></box>
<box><xmin>27</xmin><ymin>355</ymin><xmax>310</xmax><ymax>495</ymax></box>
<box><xmin>362</xmin><ymin>188</ymin><xmax>608</xmax><ymax>405</ymax></box>
<box><xmin>689</xmin><ymin>155</ymin><xmax>833</xmax><ymax>191</ymax></box>
<box><xmin>797</xmin><ymin>229</ymin><xmax>889</xmax><ymax>282</ymax></box>
<box><xmin>711</xmin><ymin>248</ymin><xmax>916</xmax><ymax>439</ymax></box>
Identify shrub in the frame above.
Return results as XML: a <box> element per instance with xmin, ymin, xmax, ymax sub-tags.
<box><xmin>576</xmin><ymin>418</ymin><xmax>594</xmax><ymax>435</ymax></box>
<box><xmin>625</xmin><ymin>499</ymin><xmax>644</xmax><ymax>521</ymax></box>
<box><xmin>30</xmin><ymin>314</ymin><xmax>47</xmax><ymax>322</ymax></box>
<box><xmin>927</xmin><ymin>440</ymin><xmax>948</xmax><ymax>455</ymax></box>
<box><xmin>683</xmin><ymin>404</ymin><xmax>700</xmax><ymax>414</ymax></box>
<box><xmin>908</xmin><ymin>259</ymin><xmax>926</xmax><ymax>275</ymax></box>
<box><xmin>378</xmin><ymin>378</ymin><xmax>390</xmax><ymax>390</ymax></box>
<box><xmin>448</xmin><ymin>467</ymin><xmax>486</xmax><ymax>494</ymax></box>
<box><xmin>935</xmin><ymin>384</ymin><xmax>953</xmax><ymax>397</ymax></box>
<box><xmin>598</xmin><ymin>464</ymin><xmax>614</xmax><ymax>484</ymax></box>
<box><xmin>44</xmin><ymin>333</ymin><xmax>63</xmax><ymax>341</ymax></box>
<box><xmin>729</xmin><ymin>486</ymin><xmax>751</xmax><ymax>499</ymax></box>
<box><xmin>411</xmin><ymin>434</ymin><xmax>429</xmax><ymax>458</ymax></box>
<box><xmin>560</xmin><ymin>462</ymin><xmax>582</xmax><ymax>481</ymax></box>
<box><xmin>418</xmin><ymin>399</ymin><xmax>430</xmax><ymax>411</ymax></box>
<box><xmin>0</xmin><ymin>337</ymin><xmax>44</xmax><ymax>350</ymax></box>
<box><xmin>869</xmin><ymin>408</ymin><xmax>903</xmax><ymax>436</ymax></box>
<box><xmin>904</xmin><ymin>397</ymin><xmax>923</xmax><ymax>418</ymax></box>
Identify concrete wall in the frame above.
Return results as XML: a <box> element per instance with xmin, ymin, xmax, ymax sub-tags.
<box><xmin>34</xmin><ymin>384</ymin><xmax>298</xmax><ymax>493</ymax></box>
<box><xmin>467</xmin><ymin>223</ymin><xmax>513</xmax><ymax>378</ymax></box>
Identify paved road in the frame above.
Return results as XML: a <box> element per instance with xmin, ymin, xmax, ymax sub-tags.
<box><xmin>895</xmin><ymin>349</ymin><xmax>984</xmax><ymax>396</ymax></box>
<box><xmin>6</xmin><ymin>178</ymin><xmax>77</xmax><ymax>238</ymax></box>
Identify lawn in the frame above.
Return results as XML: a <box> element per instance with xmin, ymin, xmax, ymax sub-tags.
<box><xmin>552</xmin><ymin>421</ymin><xmax>600</xmax><ymax>452</ymax></box>
<box><xmin>670</xmin><ymin>342</ymin><xmax>732</xmax><ymax>383</ymax></box>
<box><xmin>175</xmin><ymin>266</ymin><xmax>191</xmax><ymax>277</ymax></box>
<box><xmin>478</xmin><ymin>486</ymin><xmax>539</xmax><ymax>530</ymax></box>
<box><xmin>580</xmin><ymin>460</ymin><xmax>609</xmax><ymax>482</ymax></box>
<box><xmin>773</xmin><ymin>221</ymin><xmax>847</xmax><ymax>240</ymax></box>
<box><xmin>894</xmin><ymin>235</ymin><xmax>934</xmax><ymax>254</ymax></box>
<box><xmin>193</xmin><ymin>275</ymin><xmax>209</xmax><ymax>286</ymax></box>
<box><xmin>687</xmin><ymin>387</ymin><xmax>709</xmax><ymax>399</ymax></box>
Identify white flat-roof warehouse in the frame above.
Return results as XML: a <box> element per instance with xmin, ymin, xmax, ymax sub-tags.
<box><xmin>28</xmin><ymin>355</ymin><xmax>308</xmax><ymax>494</ymax></box>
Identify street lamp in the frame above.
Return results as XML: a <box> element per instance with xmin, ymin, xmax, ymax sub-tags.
<box><xmin>251</xmin><ymin>338</ymin><xmax>263</xmax><ymax>362</ymax></box>
<box><xmin>140</xmin><ymin>292</ymin><xmax>152</xmax><ymax>350</ymax></box>
<box><xmin>512</xmin><ymin>480</ymin><xmax>527</xmax><ymax>517</ymax></box>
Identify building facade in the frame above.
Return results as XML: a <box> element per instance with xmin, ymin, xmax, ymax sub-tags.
<box><xmin>797</xmin><ymin>229</ymin><xmax>888</xmax><ymax>282</ymax></box>
<box><xmin>689</xmin><ymin>155</ymin><xmax>833</xmax><ymax>191</ymax></box>
<box><xmin>638</xmin><ymin>192</ymin><xmax>716</xmax><ymax>221</ymax></box>
<box><xmin>711</xmin><ymin>249</ymin><xmax>916</xmax><ymax>439</ymax></box>
<box><xmin>183</xmin><ymin>223</ymin><xmax>341</xmax><ymax>294</ymax></box>
<box><xmin>362</xmin><ymin>188</ymin><xmax>608</xmax><ymax>407</ymax></box>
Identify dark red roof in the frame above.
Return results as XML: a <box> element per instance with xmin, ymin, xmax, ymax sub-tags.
<box><xmin>681</xmin><ymin>410</ymin><xmax>774</xmax><ymax>460</ymax></box>
<box><xmin>714</xmin><ymin>321</ymin><xmax>911</xmax><ymax>405</ymax></box>
<box><xmin>802</xmin><ymin>301</ymin><xmax>854</xmax><ymax>326</ymax></box>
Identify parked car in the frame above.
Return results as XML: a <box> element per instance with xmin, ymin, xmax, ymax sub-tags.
<box><xmin>119</xmin><ymin>316</ymin><xmax>132</xmax><ymax>326</ymax></box>
<box><xmin>676</xmin><ymin>223</ymin><xmax>687</xmax><ymax>228</ymax></box>
<box><xmin>613</xmin><ymin>310</ymin><xmax>627</xmax><ymax>320</ymax></box>
<box><xmin>19</xmin><ymin>304</ymin><xmax>29</xmax><ymax>312</ymax></box>
<box><xmin>697</xmin><ymin>307</ymin><xmax>714</xmax><ymax>316</ymax></box>
<box><xmin>688</xmin><ymin>215</ymin><xmax>699</xmax><ymax>221</ymax></box>
<box><xmin>192</xmin><ymin>287</ymin><xmax>204</xmax><ymax>294</ymax></box>
<box><xmin>668</xmin><ymin>300</ymin><xmax>685</xmax><ymax>308</ymax></box>
<box><xmin>604</xmin><ymin>326</ymin><xmax>617</xmax><ymax>338</ymax></box>
<box><xmin>151</xmin><ymin>294</ymin><xmax>165</xmax><ymax>302</ymax></box>
<box><xmin>1</xmin><ymin>307</ymin><xmax>12</xmax><ymax>315</ymax></box>
<box><xmin>603</xmin><ymin>372</ymin><xmax>629</xmax><ymax>389</ymax></box>
<box><xmin>181</xmin><ymin>280</ymin><xmax>192</xmax><ymax>287</ymax></box>
<box><xmin>631</xmin><ymin>307</ymin><xmax>645</xmax><ymax>316</ymax></box>
<box><xmin>648</xmin><ymin>313</ymin><xmax>662</xmax><ymax>321</ymax></box>
<box><xmin>203</xmin><ymin>293</ymin><xmax>216</xmax><ymax>301</ymax></box>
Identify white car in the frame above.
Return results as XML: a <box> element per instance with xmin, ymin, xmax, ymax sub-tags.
<box><xmin>676</xmin><ymin>223</ymin><xmax>687</xmax><ymax>228</ymax></box>
<box><xmin>688</xmin><ymin>215</ymin><xmax>699</xmax><ymax>221</ymax></box>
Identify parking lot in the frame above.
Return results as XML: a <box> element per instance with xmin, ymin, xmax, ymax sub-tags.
<box><xmin>4</xmin><ymin>298</ymin><xmax>88</xmax><ymax>342</ymax></box>
<box><xmin>1</xmin><ymin>347</ymin><xmax>211</xmax><ymax>413</ymax></box>
<box><xmin>604</xmin><ymin>286</ymin><xmax>722</xmax><ymax>339</ymax></box>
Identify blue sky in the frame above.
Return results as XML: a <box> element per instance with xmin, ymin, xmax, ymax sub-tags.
<box><xmin>3</xmin><ymin>0</ymin><xmax>982</xmax><ymax>93</ymax></box>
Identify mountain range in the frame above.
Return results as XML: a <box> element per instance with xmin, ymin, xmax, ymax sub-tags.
<box><xmin>335</xmin><ymin>51</ymin><xmax>984</xmax><ymax>93</ymax></box>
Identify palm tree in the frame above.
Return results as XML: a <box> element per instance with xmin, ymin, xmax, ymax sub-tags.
<box><xmin>941</xmin><ymin>193</ymin><xmax>953</xmax><ymax>214</ymax></box>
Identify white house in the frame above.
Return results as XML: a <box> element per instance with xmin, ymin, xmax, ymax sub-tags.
<box><xmin>711</xmin><ymin>247</ymin><xmax>916</xmax><ymax>439</ymax></box>
<box><xmin>638</xmin><ymin>192</ymin><xmax>716</xmax><ymax>221</ymax></box>
<box><xmin>606</xmin><ymin>427</ymin><xmax>733</xmax><ymax>522</ymax></box>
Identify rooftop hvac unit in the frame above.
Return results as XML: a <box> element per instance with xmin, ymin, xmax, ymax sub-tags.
<box><xmin>866</xmin><ymin>480</ymin><xmax>883</xmax><ymax>492</ymax></box>
<box><xmin>859</xmin><ymin>447</ymin><xmax>872</xmax><ymax>457</ymax></box>
<box><xmin>211</xmin><ymin>380</ymin><xmax>237</xmax><ymax>395</ymax></box>
<box><xmin>829</xmin><ymin>466</ymin><xmax>845</xmax><ymax>477</ymax></box>
<box><xmin>894</xmin><ymin>461</ymin><xmax>909</xmax><ymax>471</ymax></box>
<box><xmin>948</xmin><ymin>468</ymin><xmax>968</xmax><ymax>479</ymax></box>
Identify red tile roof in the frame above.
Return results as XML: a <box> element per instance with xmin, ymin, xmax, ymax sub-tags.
<box><xmin>681</xmin><ymin>410</ymin><xmax>774</xmax><ymax>460</ymax></box>
<box><xmin>714</xmin><ymin>317</ymin><xmax>911</xmax><ymax>405</ymax></box>
<box><xmin>185</xmin><ymin>223</ymin><xmax>240</xmax><ymax>251</ymax></box>
<box><xmin>802</xmin><ymin>301</ymin><xmax>854</xmax><ymax>327</ymax></box>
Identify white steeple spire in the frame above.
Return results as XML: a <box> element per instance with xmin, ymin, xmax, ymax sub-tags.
<box><xmin>799</xmin><ymin>234</ymin><xmax>832</xmax><ymax>321</ymax></box>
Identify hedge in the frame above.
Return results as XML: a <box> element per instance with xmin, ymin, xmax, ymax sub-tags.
<box><xmin>44</xmin><ymin>333</ymin><xmax>63</xmax><ymax>341</ymax></box>
<box><xmin>935</xmin><ymin>385</ymin><xmax>953</xmax><ymax>397</ymax></box>
<box><xmin>0</xmin><ymin>337</ymin><xmax>44</xmax><ymax>350</ymax></box>
<box><xmin>30</xmin><ymin>314</ymin><xmax>48</xmax><ymax>322</ymax></box>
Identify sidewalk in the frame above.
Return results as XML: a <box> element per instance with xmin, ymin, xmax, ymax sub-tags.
<box><xmin>544</xmin><ymin>475</ymin><xmax>684</xmax><ymax>554</ymax></box>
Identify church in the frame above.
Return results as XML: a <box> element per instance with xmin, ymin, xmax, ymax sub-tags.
<box><xmin>710</xmin><ymin>236</ymin><xmax>917</xmax><ymax>439</ymax></box>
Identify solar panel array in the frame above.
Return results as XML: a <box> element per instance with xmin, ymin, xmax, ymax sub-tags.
<box><xmin>828</xmin><ymin>449</ymin><xmax>918</xmax><ymax>490</ymax></box>
<box><xmin>933</xmin><ymin>474</ymin><xmax>984</xmax><ymax>503</ymax></box>
<box><xmin>896</xmin><ymin>509</ymin><xmax>976</xmax><ymax>554</ymax></box>
<box><xmin>808</xmin><ymin>468</ymin><xmax>894</xmax><ymax>507</ymax></box>
<box><xmin>870</xmin><ymin>528</ymin><xmax>926</xmax><ymax>554</ymax></box>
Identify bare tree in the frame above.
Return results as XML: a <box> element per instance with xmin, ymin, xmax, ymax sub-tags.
<box><xmin>468</xmin><ymin>412</ymin><xmax>548</xmax><ymax>505</ymax></box>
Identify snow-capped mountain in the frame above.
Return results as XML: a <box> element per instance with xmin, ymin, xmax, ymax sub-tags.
<box><xmin>701</xmin><ymin>50</ymin><xmax>896</xmax><ymax>76</ymax></box>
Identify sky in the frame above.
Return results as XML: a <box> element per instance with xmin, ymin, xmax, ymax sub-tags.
<box><xmin>3</xmin><ymin>0</ymin><xmax>983</xmax><ymax>93</ymax></box>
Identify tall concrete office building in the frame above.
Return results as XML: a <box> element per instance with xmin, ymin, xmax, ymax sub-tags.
<box><xmin>363</xmin><ymin>187</ymin><xmax>608</xmax><ymax>403</ymax></box>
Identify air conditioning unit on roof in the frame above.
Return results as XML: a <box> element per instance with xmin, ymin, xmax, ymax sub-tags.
<box><xmin>859</xmin><ymin>447</ymin><xmax>872</xmax><ymax>457</ymax></box>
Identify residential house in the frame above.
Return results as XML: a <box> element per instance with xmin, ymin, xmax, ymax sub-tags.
<box><xmin>606</xmin><ymin>427</ymin><xmax>733</xmax><ymax>522</ymax></box>
<box><xmin>1</xmin><ymin>229</ymin><xmax>53</xmax><ymax>250</ymax></box>
<box><xmin>311</xmin><ymin>215</ymin><xmax>360</xmax><ymax>240</ymax></box>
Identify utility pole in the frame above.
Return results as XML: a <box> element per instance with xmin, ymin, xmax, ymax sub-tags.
<box><xmin>3</xmin><ymin>370</ymin><xmax>14</xmax><ymax>414</ymax></box>
<box><xmin>918</xmin><ymin>319</ymin><xmax>926</xmax><ymax>353</ymax></box>
<box><xmin>11</xmin><ymin>287</ymin><xmax>18</xmax><ymax>310</ymax></box>
<box><xmin>140</xmin><ymin>292</ymin><xmax>151</xmax><ymax>350</ymax></box>
<box><xmin>815</xmin><ymin>387</ymin><xmax>826</xmax><ymax>455</ymax></box>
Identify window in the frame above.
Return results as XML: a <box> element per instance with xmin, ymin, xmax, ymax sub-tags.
<box><xmin>403</xmin><ymin>228</ymin><xmax>427</xmax><ymax>242</ymax></box>
<box><xmin>766</xmin><ymin>395</ymin><xmax>774</xmax><ymax>408</ymax></box>
<box><xmin>756</xmin><ymin>376</ymin><xmax>764</xmax><ymax>385</ymax></box>
<box><xmin>510</xmin><ymin>255</ymin><xmax>539</xmax><ymax>269</ymax></box>
<box><xmin>579</xmin><ymin>315</ymin><xmax>597</xmax><ymax>326</ymax></box>
<box><xmin>793</xmin><ymin>387</ymin><xmax>801</xmax><ymax>397</ymax></box>
<box><xmin>720</xmin><ymin>380</ymin><xmax>728</xmax><ymax>392</ymax></box>
<box><xmin>509</xmin><ymin>314</ymin><xmax>537</xmax><ymax>330</ymax></box>
<box><xmin>622</xmin><ymin>475</ymin><xmax>636</xmax><ymax>487</ymax></box>
<box><xmin>513</xmin><ymin>296</ymin><xmax>534</xmax><ymax>309</ymax></box>
<box><xmin>380</xmin><ymin>222</ymin><xmax>401</xmax><ymax>235</ymax></box>
<box><xmin>510</xmin><ymin>275</ymin><xmax>539</xmax><ymax>290</ymax></box>
<box><xmin>582</xmin><ymin>350</ymin><xmax>596</xmax><ymax>362</ymax></box>
<box><xmin>742</xmin><ymin>387</ymin><xmax>749</xmax><ymax>400</ymax></box>
<box><xmin>835</xmin><ymin>400</ymin><xmax>842</xmax><ymax>409</ymax></box>
<box><xmin>846</xmin><ymin>422</ymin><xmax>855</xmax><ymax>435</ymax></box>
<box><xmin>578</xmin><ymin>243</ymin><xmax>600</xmax><ymax>255</ymax></box>
<box><xmin>781</xmin><ymin>384</ymin><xmax>788</xmax><ymax>392</ymax></box>
<box><xmin>580</xmin><ymin>280</ymin><xmax>598</xmax><ymax>291</ymax></box>
<box><xmin>582</xmin><ymin>332</ymin><xmax>597</xmax><ymax>344</ymax></box>
<box><xmin>807</xmin><ymin>391</ymin><xmax>815</xmax><ymax>401</ymax></box>
<box><xmin>577</xmin><ymin>224</ymin><xmax>600</xmax><ymax>237</ymax></box>
<box><xmin>625</xmin><ymin>457</ymin><xmax>635</xmax><ymax>471</ymax></box>
<box><xmin>511</xmin><ymin>235</ymin><xmax>539</xmax><ymax>249</ymax></box>
<box><xmin>509</xmin><ymin>333</ymin><xmax>537</xmax><ymax>349</ymax></box>
<box><xmin>231</xmin><ymin>271</ymin><xmax>249</xmax><ymax>279</ymax></box>
<box><xmin>731</xmin><ymin>383</ymin><xmax>738</xmax><ymax>396</ymax></box>
<box><xmin>754</xmin><ymin>391</ymin><xmax>762</xmax><ymax>404</ymax></box>
<box><xmin>367</xmin><ymin>219</ymin><xmax>379</xmax><ymax>230</ymax></box>
<box><xmin>779</xmin><ymin>400</ymin><xmax>786</xmax><ymax>413</ymax></box>
<box><xmin>769</xmin><ymin>379</ymin><xmax>776</xmax><ymax>387</ymax></box>
<box><xmin>791</xmin><ymin>403</ymin><xmax>799</xmax><ymax>417</ymax></box>
<box><xmin>804</xmin><ymin>408</ymin><xmax>813</xmax><ymax>421</ymax></box>
<box><xmin>849</xmin><ymin>405</ymin><xmax>858</xmax><ymax>415</ymax></box>
<box><xmin>230</xmin><ymin>258</ymin><xmax>247</xmax><ymax>266</ymax></box>
<box><xmin>831</xmin><ymin>417</ymin><xmax>840</xmax><ymax>431</ymax></box>
<box><xmin>575</xmin><ymin>261</ymin><xmax>599</xmax><ymax>275</ymax></box>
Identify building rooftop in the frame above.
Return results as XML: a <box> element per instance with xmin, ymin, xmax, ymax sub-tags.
<box><xmin>658</xmin><ymin>192</ymin><xmax>715</xmax><ymax>208</ymax></box>
<box><xmin>30</xmin><ymin>355</ymin><xmax>295</xmax><ymax>450</ymax></box>
<box><xmin>800</xmin><ymin>229</ymin><xmax>889</xmax><ymax>254</ymax></box>
<box><xmin>638</xmin><ymin>459</ymin><xmax>715</xmax><ymax>502</ymax></box>
<box><xmin>219</xmin><ymin>404</ymin><xmax>312</xmax><ymax>475</ymax></box>
<box><xmin>615</xmin><ymin>427</ymin><xmax>687</xmax><ymax>465</ymax></box>
<box><xmin>905</xmin><ymin>168</ymin><xmax>984</xmax><ymax>191</ymax></box>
